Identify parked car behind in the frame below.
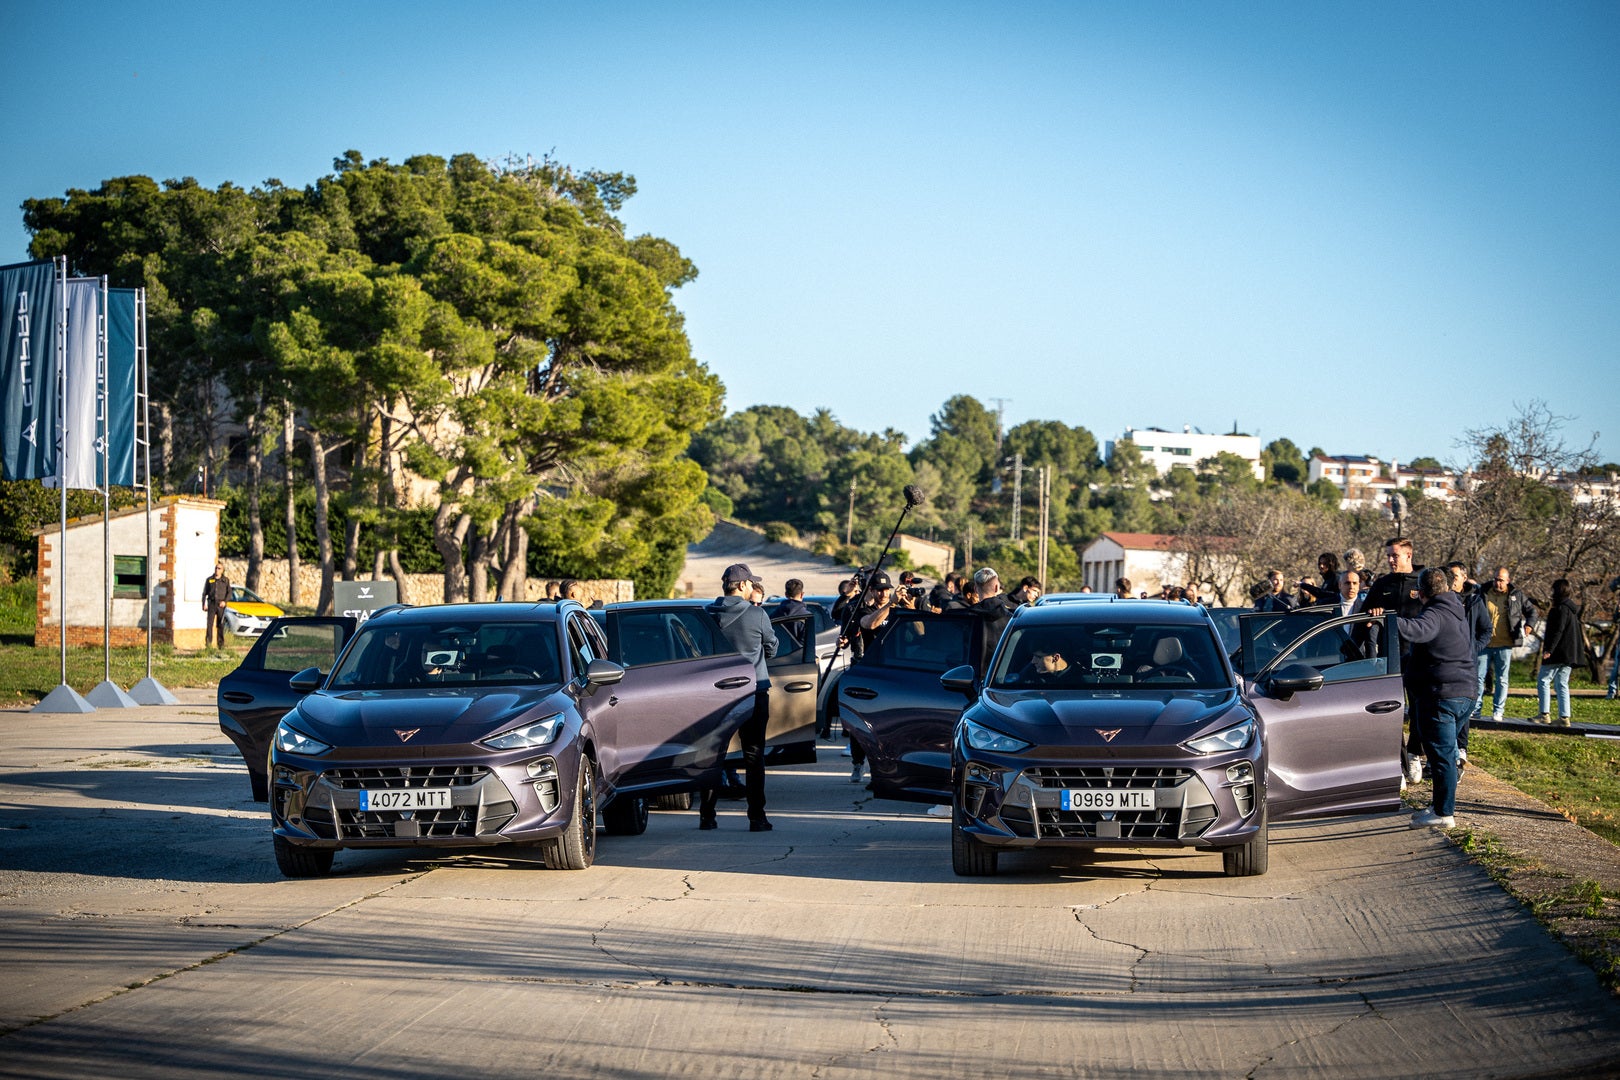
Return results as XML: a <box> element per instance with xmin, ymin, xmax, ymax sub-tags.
<box><xmin>222</xmin><ymin>585</ymin><xmax>284</xmax><ymax>637</ymax></box>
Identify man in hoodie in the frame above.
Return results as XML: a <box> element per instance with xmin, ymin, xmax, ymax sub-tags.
<box><xmin>1391</xmin><ymin>567</ymin><xmax>1475</xmax><ymax>829</ymax></box>
<box><xmin>699</xmin><ymin>563</ymin><xmax>779</xmax><ymax>832</ymax></box>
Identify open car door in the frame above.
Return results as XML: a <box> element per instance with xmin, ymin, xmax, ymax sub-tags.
<box><xmin>1239</xmin><ymin>611</ymin><xmax>1405</xmax><ymax>820</ymax></box>
<box><xmin>596</xmin><ymin>606</ymin><xmax>756</xmax><ymax>794</ymax></box>
<box><xmin>837</xmin><ymin>611</ymin><xmax>980</xmax><ymax>804</ymax></box>
<box><xmin>217</xmin><ymin>616</ymin><xmax>358</xmax><ymax>801</ymax></box>
<box><xmin>729</xmin><ymin>613</ymin><xmax>819</xmax><ymax>765</ymax></box>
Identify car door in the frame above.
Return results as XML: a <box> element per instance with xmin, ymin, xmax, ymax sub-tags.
<box><xmin>837</xmin><ymin>612</ymin><xmax>979</xmax><ymax>803</ymax></box>
<box><xmin>740</xmin><ymin>614</ymin><xmax>819</xmax><ymax>765</ymax></box>
<box><xmin>217</xmin><ymin>616</ymin><xmax>356</xmax><ymax>798</ymax></box>
<box><xmin>1239</xmin><ymin>612</ymin><xmax>1405</xmax><ymax>820</ymax></box>
<box><xmin>597</xmin><ymin>605</ymin><xmax>756</xmax><ymax>793</ymax></box>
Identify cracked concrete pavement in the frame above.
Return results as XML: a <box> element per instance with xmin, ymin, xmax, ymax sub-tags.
<box><xmin>3</xmin><ymin>692</ymin><xmax>1619</xmax><ymax>1078</ymax></box>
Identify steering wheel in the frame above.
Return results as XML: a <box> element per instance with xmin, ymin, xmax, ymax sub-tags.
<box><xmin>487</xmin><ymin>665</ymin><xmax>545</xmax><ymax>680</ymax></box>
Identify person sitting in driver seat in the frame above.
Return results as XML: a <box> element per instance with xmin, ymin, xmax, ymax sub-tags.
<box><xmin>1019</xmin><ymin>645</ymin><xmax>1082</xmax><ymax>686</ymax></box>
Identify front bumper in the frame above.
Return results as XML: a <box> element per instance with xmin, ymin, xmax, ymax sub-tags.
<box><xmin>955</xmin><ymin>746</ymin><xmax>1263</xmax><ymax>851</ymax></box>
<box><xmin>271</xmin><ymin>751</ymin><xmax>575</xmax><ymax>850</ymax></box>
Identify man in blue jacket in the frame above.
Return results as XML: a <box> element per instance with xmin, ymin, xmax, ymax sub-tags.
<box><xmin>1392</xmin><ymin>567</ymin><xmax>1475</xmax><ymax>829</ymax></box>
<box><xmin>700</xmin><ymin>563</ymin><xmax>779</xmax><ymax>832</ymax></box>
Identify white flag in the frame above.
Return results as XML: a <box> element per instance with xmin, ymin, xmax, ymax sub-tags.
<box><xmin>59</xmin><ymin>279</ymin><xmax>101</xmax><ymax>490</ymax></box>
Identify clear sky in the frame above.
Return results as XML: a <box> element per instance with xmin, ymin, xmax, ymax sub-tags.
<box><xmin>4</xmin><ymin>1</ymin><xmax>1616</xmax><ymax>466</ymax></box>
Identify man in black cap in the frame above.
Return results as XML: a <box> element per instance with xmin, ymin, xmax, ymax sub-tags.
<box><xmin>700</xmin><ymin>563</ymin><xmax>779</xmax><ymax>831</ymax></box>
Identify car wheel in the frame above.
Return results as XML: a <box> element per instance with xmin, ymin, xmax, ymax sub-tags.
<box><xmin>249</xmin><ymin>769</ymin><xmax>269</xmax><ymax>803</ymax></box>
<box><xmin>602</xmin><ymin>793</ymin><xmax>649</xmax><ymax>835</ymax></box>
<box><xmin>951</xmin><ymin>815</ymin><xmax>998</xmax><ymax>877</ymax></box>
<box><xmin>1222</xmin><ymin>808</ymin><xmax>1269</xmax><ymax>877</ymax></box>
<box><xmin>274</xmin><ymin>833</ymin><xmax>334</xmax><ymax>878</ymax></box>
<box><xmin>651</xmin><ymin>792</ymin><xmax>692</xmax><ymax>811</ymax></box>
<box><xmin>547</xmin><ymin>757</ymin><xmax>598</xmax><ymax>870</ymax></box>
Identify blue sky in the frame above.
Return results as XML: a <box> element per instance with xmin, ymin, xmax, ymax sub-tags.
<box><xmin>4</xmin><ymin>1</ymin><xmax>1616</xmax><ymax>465</ymax></box>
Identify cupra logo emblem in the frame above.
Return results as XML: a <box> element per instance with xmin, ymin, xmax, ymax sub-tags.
<box><xmin>1095</xmin><ymin>728</ymin><xmax>1122</xmax><ymax>742</ymax></box>
<box><xmin>394</xmin><ymin>728</ymin><xmax>421</xmax><ymax>743</ymax></box>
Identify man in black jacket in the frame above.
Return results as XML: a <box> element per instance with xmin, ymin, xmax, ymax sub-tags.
<box><xmin>700</xmin><ymin>563</ymin><xmax>779</xmax><ymax>832</ymax></box>
<box><xmin>1392</xmin><ymin>567</ymin><xmax>1474</xmax><ymax>829</ymax></box>
<box><xmin>1364</xmin><ymin>536</ymin><xmax>1426</xmax><ymax>782</ymax></box>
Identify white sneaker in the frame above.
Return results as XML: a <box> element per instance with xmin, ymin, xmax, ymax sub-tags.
<box><xmin>850</xmin><ymin>762</ymin><xmax>863</xmax><ymax>783</ymax></box>
<box><xmin>925</xmin><ymin>804</ymin><xmax>952</xmax><ymax>817</ymax></box>
<box><xmin>1405</xmin><ymin>756</ymin><xmax>1424</xmax><ymax>784</ymax></box>
<box><xmin>1410</xmin><ymin>809</ymin><xmax>1456</xmax><ymax>829</ymax></box>
<box><xmin>1457</xmin><ymin>748</ymin><xmax>1467</xmax><ymax>764</ymax></box>
<box><xmin>841</xmin><ymin>745</ymin><xmax>852</xmax><ymax>758</ymax></box>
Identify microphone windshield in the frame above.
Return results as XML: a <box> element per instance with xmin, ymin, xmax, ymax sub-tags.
<box><xmin>903</xmin><ymin>485</ymin><xmax>926</xmax><ymax>507</ymax></box>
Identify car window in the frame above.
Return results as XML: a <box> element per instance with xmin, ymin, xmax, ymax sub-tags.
<box><xmin>326</xmin><ymin>621</ymin><xmax>560</xmax><ymax>689</ymax></box>
<box><xmin>1266</xmin><ymin>615</ymin><xmax>1396</xmax><ymax>683</ymax></box>
<box><xmin>772</xmin><ymin>616</ymin><xmax>812</xmax><ymax>658</ymax></box>
<box><xmin>1240</xmin><ymin>610</ymin><xmax>1342</xmax><ymax>677</ymax></box>
<box><xmin>260</xmin><ymin>622</ymin><xmax>346</xmax><ymax>674</ymax></box>
<box><xmin>864</xmin><ymin>614</ymin><xmax>973</xmax><ymax>673</ymax></box>
<box><xmin>566</xmin><ymin>614</ymin><xmax>599</xmax><ymax>676</ymax></box>
<box><xmin>990</xmin><ymin>623</ymin><xmax>1228</xmax><ymax>690</ymax></box>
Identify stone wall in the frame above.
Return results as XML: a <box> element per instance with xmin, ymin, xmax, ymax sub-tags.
<box><xmin>222</xmin><ymin>559</ymin><xmax>632</xmax><ymax>609</ymax></box>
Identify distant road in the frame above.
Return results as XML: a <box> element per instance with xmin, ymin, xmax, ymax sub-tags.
<box><xmin>675</xmin><ymin>519</ymin><xmax>856</xmax><ymax>598</ymax></box>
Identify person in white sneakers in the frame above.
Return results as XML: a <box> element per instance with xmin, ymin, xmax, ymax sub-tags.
<box><xmin>1389</xmin><ymin>567</ymin><xmax>1475</xmax><ymax>829</ymax></box>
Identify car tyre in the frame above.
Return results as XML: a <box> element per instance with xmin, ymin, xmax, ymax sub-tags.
<box><xmin>651</xmin><ymin>792</ymin><xmax>692</xmax><ymax>811</ymax></box>
<box><xmin>547</xmin><ymin>757</ymin><xmax>598</xmax><ymax>870</ymax></box>
<box><xmin>951</xmin><ymin>815</ymin><xmax>998</xmax><ymax>877</ymax></box>
<box><xmin>1222</xmin><ymin>808</ymin><xmax>1269</xmax><ymax>877</ymax></box>
<box><xmin>274</xmin><ymin>833</ymin><xmax>334</xmax><ymax>877</ymax></box>
<box><xmin>602</xmin><ymin>794</ymin><xmax>649</xmax><ymax>835</ymax></box>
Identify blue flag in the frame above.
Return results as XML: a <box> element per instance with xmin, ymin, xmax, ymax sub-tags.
<box><xmin>105</xmin><ymin>289</ymin><xmax>138</xmax><ymax>488</ymax></box>
<box><xmin>0</xmin><ymin>260</ymin><xmax>61</xmax><ymax>481</ymax></box>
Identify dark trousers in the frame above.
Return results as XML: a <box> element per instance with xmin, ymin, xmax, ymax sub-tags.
<box><xmin>701</xmin><ymin>688</ymin><xmax>769</xmax><ymax>823</ymax></box>
<box><xmin>206</xmin><ymin>605</ymin><xmax>228</xmax><ymax>648</ymax></box>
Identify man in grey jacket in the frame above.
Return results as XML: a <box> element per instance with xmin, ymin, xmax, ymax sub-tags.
<box><xmin>699</xmin><ymin>563</ymin><xmax>779</xmax><ymax>832</ymax></box>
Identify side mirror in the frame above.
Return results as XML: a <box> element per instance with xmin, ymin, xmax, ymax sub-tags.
<box><xmin>1266</xmin><ymin>662</ymin><xmax>1324</xmax><ymax>700</ymax></box>
<box><xmin>585</xmin><ymin>658</ymin><xmax>626</xmax><ymax>688</ymax></box>
<box><xmin>288</xmin><ymin>667</ymin><xmax>325</xmax><ymax>694</ymax></box>
<box><xmin>940</xmin><ymin>664</ymin><xmax>978</xmax><ymax>696</ymax></box>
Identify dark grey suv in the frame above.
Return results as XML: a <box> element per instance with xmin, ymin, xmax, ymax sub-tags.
<box><xmin>840</xmin><ymin>599</ymin><xmax>1405</xmax><ymax>877</ymax></box>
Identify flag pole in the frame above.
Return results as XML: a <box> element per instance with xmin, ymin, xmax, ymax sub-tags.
<box><xmin>35</xmin><ymin>257</ymin><xmax>93</xmax><ymax>712</ymax></box>
<box><xmin>87</xmin><ymin>278</ymin><xmax>136</xmax><ymax>707</ymax></box>
<box><xmin>128</xmin><ymin>287</ymin><xmax>174</xmax><ymax>705</ymax></box>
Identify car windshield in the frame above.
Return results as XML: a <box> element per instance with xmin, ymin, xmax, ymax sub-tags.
<box><xmin>230</xmin><ymin>586</ymin><xmax>269</xmax><ymax>605</ymax></box>
<box><xmin>326</xmin><ymin>621</ymin><xmax>560</xmax><ymax>690</ymax></box>
<box><xmin>989</xmin><ymin>622</ymin><xmax>1227</xmax><ymax>691</ymax></box>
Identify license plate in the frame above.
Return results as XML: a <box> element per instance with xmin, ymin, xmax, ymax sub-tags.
<box><xmin>1061</xmin><ymin>788</ymin><xmax>1155</xmax><ymax>812</ymax></box>
<box><xmin>358</xmin><ymin>788</ymin><xmax>451</xmax><ymax>812</ymax></box>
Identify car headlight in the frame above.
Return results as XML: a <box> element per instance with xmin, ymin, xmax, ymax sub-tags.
<box><xmin>1183</xmin><ymin>718</ymin><xmax>1255</xmax><ymax>755</ymax></box>
<box><xmin>962</xmin><ymin>719</ymin><xmax>1031</xmax><ymax>754</ymax></box>
<box><xmin>274</xmin><ymin>720</ymin><xmax>332</xmax><ymax>756</ymax></box>
<box><xmin>481</xmin><ymin>714</ymin><xmax>566</xmax><ymax>750</ymax></box>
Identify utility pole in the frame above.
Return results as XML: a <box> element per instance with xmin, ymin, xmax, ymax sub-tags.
<box><xmin>845</xmin><ymin>481</ymin><xmax>856</xmax><ymax>547</ymax></box>
<box><xmin>1007</xmin><ymin>452</ymin><xmax>1024</xmax><ymax>540</ymax></box>
<box><xmin>1037</xmin><ymin>465</ymin><xmax>1051</xmax><ymax>587</ymax></box>
<box><xmin>964</xmin><ymin>522</ymin><xmax>973</xmax><ymax>575</ymax></box>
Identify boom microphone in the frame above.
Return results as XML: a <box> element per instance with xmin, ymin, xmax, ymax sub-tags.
<box><xmin>903</xmin><ymin>485</ymin><xmax>926</xmax><ymax>508</ymax></box>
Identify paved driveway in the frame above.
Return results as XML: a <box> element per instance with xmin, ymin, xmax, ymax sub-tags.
<box><xmin>2</xmin><ymin>694</ymin><xmax>1617</xmax><ymax>1078</ymax></box>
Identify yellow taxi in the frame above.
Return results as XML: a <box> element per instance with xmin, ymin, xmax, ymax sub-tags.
<box><xmin>224</xmin><ymin>585</ymin><xmax>285</xmax><ymax>637</ymax></box>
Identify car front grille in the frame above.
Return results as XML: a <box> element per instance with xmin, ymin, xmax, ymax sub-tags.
<box><xmin>322</xmin><ymin>764</ymin><xmax>489</xmax><ymax>789</ymax></box>
<box><xmin>1006</xmin><ymin>766</ymin><xmax>1210</xmax><ymax>841</ymax></box>
<box><xmin>1026</xmin><ymin>765</ymin><xmax>1191</xmax><ymax>788</ymax></box>
<box><xmin>301</xmin><ymin>765</ymin><xmax>517</xmax><ymax>840</ymax></box>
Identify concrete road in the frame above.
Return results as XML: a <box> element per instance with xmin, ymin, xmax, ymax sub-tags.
<box><xmin>2</xmin><ymin>693</ymin><xmax>1618</xmax><ymax>1079</ymax></box>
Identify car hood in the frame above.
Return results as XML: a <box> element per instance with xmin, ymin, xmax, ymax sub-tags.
<box><xmin>291</xmin><ymin>685</ymin><xmax>563</xmax><ymax>747</ymax></box>
<box><xmin>976</xmin><ymin>688</ymin><xmax>1247</xmax><ymax>746</ymax></box>
<box><xmin>228</xmin><ymin>602</ymin><xmax>283</xmax><ymax>617</ymax></box>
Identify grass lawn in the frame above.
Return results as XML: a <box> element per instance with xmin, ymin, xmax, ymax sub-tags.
<box><xmin>0</xmin><ymin>577</ymin><xmax>251</xmax><ymax>706</ymax></box>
